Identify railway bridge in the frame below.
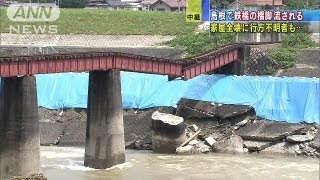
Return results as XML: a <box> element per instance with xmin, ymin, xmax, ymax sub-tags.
<box><xmin>0</xmin><ymin>43</ymin><xmax>250</xmax><ymax>178</ymax></box>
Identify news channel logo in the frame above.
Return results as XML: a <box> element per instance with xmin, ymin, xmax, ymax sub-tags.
<box><xmin>6</xmin><ymin>3</ymin><xmax>60</xmax><ymax>34</ymax></box>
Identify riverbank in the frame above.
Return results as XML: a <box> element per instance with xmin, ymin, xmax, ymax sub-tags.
<box><xmin>38</xmin><ymin>98</ymin><xmax>320</xmax><ymax>158</ymax></box>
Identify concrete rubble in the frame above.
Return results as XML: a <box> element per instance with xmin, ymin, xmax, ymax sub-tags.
<box><xmin>243</xmin><ymin>140</ymin><xmax>276</xmax><ymax>151</ymax></box>
<box><xmin>212</xmin><ymin>135</ymin><xmax>244</xmax><ymax>153</ymax></box>
<box><xmin>151</xmin><ymin>111</ymin><xmax>187</xmax><ymax>153</ymax></box>
<box><xmin>176</xmin><ymin>145</ymin><xmax>195</xmax><ymax>155</ymax></box>
<box><xmin>235</xmin><ymin>121</ymin><xmax>305</xmax><ymax>141</ymax></box>
<box><xmin>205</xmin><ymin>137</ymin><xmax>216</xmax><ymax>147</ymax></box>
<box><xmin>195</xmin><ymin>142</ymin><xmax>210</xmax><ymax>153</ymax></box>
<box><xmin>38</xmin><ymin>98</ymin><xmax>320</xmax><ymax>158</ymax></box>
<box><xmin>310</xmin><ymin>130</ymin><xmax>320</xmax><ymax>151</ymax></box>
<box><xmin>286</xmin><ymin>134</ymin><xmax>314</xmax><ymax>142</ymax></box>
<box><xmin>188</xmin><ymin>139</ymin><xmax>199</xmax><ymax>146</ymax></box>
<box><xmin>262</xmin><ymin>142</ymin><xmax>300</xmax><ymax>155</ymax></box>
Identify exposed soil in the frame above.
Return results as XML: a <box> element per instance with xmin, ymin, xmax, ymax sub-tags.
<box><xmin>250</xmin><ymin>43</ymin><xmax>281</xmax><ymax>53</ymax></box>
<box><xmin>39</xmin><ymin>108</ymin><xmax>87</xmax><ymax>123</ymax></box>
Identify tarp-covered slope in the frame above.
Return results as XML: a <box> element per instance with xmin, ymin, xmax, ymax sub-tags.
<box><xmin>6</xmin><ymin>72</ymin><xmax>320</xmax><ymax>123</ymax></box>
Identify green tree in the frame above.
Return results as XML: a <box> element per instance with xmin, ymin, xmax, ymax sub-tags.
<box><xmin>19</xmin><ymin>0</ymin><xmax>89</xmax><ymax>8</ymax></box>
<box><xmin>284</xmin><ymin>0</ymin><xmax>320</xmax><ymax>9</ymax></box>
<box><xmin>59</xmin><ymin>0</ymin><xmax>89</xmax><ymax>8</ymax></box>
<box><xmin>210</xmin><ymin>0</ymin><xmax>234</xmax><ymax>10</ymax></box>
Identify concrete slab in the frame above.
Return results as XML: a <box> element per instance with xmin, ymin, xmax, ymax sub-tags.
<box><xmin>243</xmin><ymin>140</ymin><xmax>276</xmax><ymax>151</ymax></box>
<box><xmin>58</xmin><ymin>121</ymin><xmax>86</xmax><ymax>146</ymax></box>
<box><xmin>286</xmin><ymin>135</ymin><xmax>314</xmax><ymax>142</ymax></box>
<box><xmin>176</xmin><ymin>98</ymin><xmax>255</xmax><ymax>127</ymax></box>
<box><xmin>40</xmin><ymin>122</ymin><xmax>66</xmax><ymax>145</ymax></box>
<box><xmin>261</xmin><ymin>142</ymin><xmax>300</xmax><ymax>155</ymax></box>
<box><xmin>236</xmin><ymin>121</ymin><xmax>305</xmax><ymax>141</ymax></box>
<box><xmin>176</xmin><ymin>98</ymin><xmax>254</xmax><ymax>119</ymax></box>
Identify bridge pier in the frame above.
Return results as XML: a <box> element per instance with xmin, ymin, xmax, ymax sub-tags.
<box><xmin>217</xmin><ymin>45</ymin><xmax>250</xmax><ymax>75</ymax></box>
<box><xmin>238</xmin><ymin>44</ymin><xmax>251</xmax><ymax>75</ymax></box>
<box><xmin>0</xmin><ymin>76</ymin><xmax>41</xmax><ymax>179</ymax></box>
<box><xmin>84</xmin><ymin>70</ymin><xmax>126</xmax><ymax>169</ymax></box>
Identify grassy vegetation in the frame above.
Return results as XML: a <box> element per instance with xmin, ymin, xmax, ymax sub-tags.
<box><xmin>0</xmin><ymin>8</ymin><xmax>235</xmax><ymax>56</ymax></box>
<box><xmin>0</xmin><ymin>8</ymin><xmax>196</xmax><ymax>35</ymax></box>
<box><xmin>268</xmin><ymin>33</ymin><xmax>319</xmax><ymax>69</ymax></box>
<box><xmin>264</xmin><ymin>65</ymin><xmax>277</xmax><ymax>75</ymax></box>
<box><xmin>166</xmin><ymin>32</ymin><xmax>235</xmax><ymax>57</ymax></box>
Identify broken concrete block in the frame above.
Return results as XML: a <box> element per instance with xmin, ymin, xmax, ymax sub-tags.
<box><xmin>235</xmin><ymin>121</ymin><xmax>305</xmax><ymax>141</ymax></box>
<box><xmin>235</xmin><ymin>118</ymin><xmax>249</xmax><ymax>126</ymax></box>
<box><xmin>195</xmin><ymin>142</ymin><xmax>210</xmax><ymax>153</ymax></box>
<box><xmin>310</xmin><ymin>130</ymin><xmax>320</xmax><ymax>151</ymax></box>
<box><xmin>175</xmin><ymin>98</ymin><xmax>255</xmax><ymax>124</ymax></box>
<box><xmin>188</xmin><ymin>139</ymin><xmax>199</xmax><ymax>146</ymax></box>
<box><xmin>152</xmin><ymin>111</ymin><xmax>186</xmax><ymax>153</ymax></box>
<box><xmin>176</xmin><ymin>145</ymin><xmax>194</xmax><ymax>155</ymax></box>
<box><xmin>261</xmin><ymin>142</ymin><xmax>300</xmax><ymax>155</ymax></box>
<box><xmin>295</xmin><ymin>149</ymin><xmax>302</xmax><ymax>155</ymax></box>
<box><xmin>152</xmin><ymin>111</ymin><xmax>184</xmax><ymax>126</ymax></box>
<box><xmin>205</xmin><ymin>136</ymin><xmax>216</xmax><ymax>147</ymax></box>
<box><xmin>190</xmin><ymin>124</ymin><xmax>199</xmax><ymax>132</ymax></box>
<box><xmin>286</xmin><ymin>135</ymin><xmax>314</xmax><ymax>142</ymax></box>
<box><xmin>243</xmin><ymin>140</ymin><xmax>275</xmax><ymax>151</ymax></box>
<box><xmin>212</xmin><ymin>135</ymin><xmax>244</xmax><ymax>153</ymax></box>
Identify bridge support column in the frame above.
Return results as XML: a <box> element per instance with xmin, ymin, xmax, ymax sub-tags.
<box><xmin>84</xmin><ymin>70</ymin><xmax>125</xmax><ymax>169</ymax></box>
<box><xmin>238</xmin><ymin>44</ymin><xmax>251</xmax><ymax>75</ymax></box>
<box><xmin>0</xmin><ymin>76</ymin><xmax>41</xmax><ymax>179</ymax></box>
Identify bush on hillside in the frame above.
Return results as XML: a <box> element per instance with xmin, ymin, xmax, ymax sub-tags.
<box><xmin>269</xmin><ymin>47</ymin><xmax>295</xmax><ymax>68</ymax></box>
<box><xmin>282</xmin><ymin>33</ymin><xmax>316</xmax><ymax>48</ymax></box>
<box><xmin>167</xmin><ymin>32</ymin><xmax>235</xmax><ymax>56</ymax></box>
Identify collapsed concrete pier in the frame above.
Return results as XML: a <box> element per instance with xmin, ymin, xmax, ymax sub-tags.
<box><xmin>151</xmin><ymin>111</ymin><xmax>186</xmax><ymax>153</ymax></box>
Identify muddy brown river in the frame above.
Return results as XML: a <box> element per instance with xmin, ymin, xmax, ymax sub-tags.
<box><xmin>41</xmin><ymin>146</ymin><xmax>319</xmax><ymax>180</ymax></box>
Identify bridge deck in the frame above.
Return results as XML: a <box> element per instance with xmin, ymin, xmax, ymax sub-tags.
<box><xmin>0</xmin><ymin>44</ymin><xmax>242</xmax><ymax>79</ymax></box>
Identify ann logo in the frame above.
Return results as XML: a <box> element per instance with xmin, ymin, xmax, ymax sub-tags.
<box><xmin>7</xmin><ymin>3</ymin><xmax>60</xmax><ymax>22</ymax></box>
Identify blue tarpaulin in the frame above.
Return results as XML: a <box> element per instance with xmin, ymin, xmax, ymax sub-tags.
<box><xmin>2</xmin><ymin>72</ymin><xmax>319</xmax><ymax>123</ymax></box>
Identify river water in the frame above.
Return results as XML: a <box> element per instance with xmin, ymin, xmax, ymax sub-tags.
<box><xmin>41</xmin><ymin>146</ymin><xmax>319</xmax><ymax>180</ymax></box>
